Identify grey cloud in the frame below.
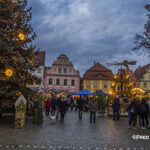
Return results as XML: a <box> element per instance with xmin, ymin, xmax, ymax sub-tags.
<box><xmin>28</xmin><ymin>0</ymin><xmax>150</xmax><ymax>76</ymax></box>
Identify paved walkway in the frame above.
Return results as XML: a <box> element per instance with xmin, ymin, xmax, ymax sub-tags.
<box><xmin>0</xmin><ymin>111</ymin><xmax>150</xmax><ymax>150</ymax></box>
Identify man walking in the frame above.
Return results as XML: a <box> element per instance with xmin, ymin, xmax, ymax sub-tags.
<box><xmin>138</xmin><ymin>98</ymin><xmax>149</xmax><ymax>129</ymax></box>
<box><xmin>77</xmin><ymin>96</ymin><xmax>84</xmax><ymax>119</ymax></box>
<box><xmin>51</xmin><ymin>96</ymin><xmax>56</xmax><ymax>116</ymax></box>
<box><xmin>112</xmin><ymin>96</ymin><xmax>121</xmax><ymax>120</ymax></box>
<box><xmin>59</xmin><ymin>96</ymin><xmax>68</xmax><ymax>122</ymax></box>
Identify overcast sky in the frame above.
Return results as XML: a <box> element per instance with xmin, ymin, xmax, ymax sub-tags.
<box><xmin>28</xmin><ymin>0</ymin><xmax>150</xmax><ymax>76</ymax></box>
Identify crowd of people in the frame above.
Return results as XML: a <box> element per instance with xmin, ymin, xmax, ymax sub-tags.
<box><xmin>112</xmin><ymin>96</ymin><xmax>150</xmax><ymax>130</ymax></box>
<box><xmin>44</xmin><ymin>95</ymin><xmax>98</xmax><ymax>123</ymax></box>
<box><xmin>27</xmin><ymin>93</ymin><xmax>150</xmax><ymax>129</ymax></box>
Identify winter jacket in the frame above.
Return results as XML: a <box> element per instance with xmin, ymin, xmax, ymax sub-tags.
<box><xmin>77</xmin><ymin>98</ymin><xmax>84</xmax><ymax>110</ymax></box>
<box><xmin>88</xmin><ymin>99</ymin><xmax>98</xmax><ymax>112</ymax></box>
<box><xmin>70</xmin><ymin>98</ymin><xmax>74</xmax><ymax>104</ymax></box>
<box><xmin>59</xmin><ymin>98</ymin><xmax>68</xmax><ymax>113</ymax></box>
<box><xmin>51</xmin><ymin>98</ymin><xmax>56</xmax><ymax>109</ymax></box>
<box><xmin>45</xmin><ymin>100</ymin><xmax>51</xmax><ymax>110</ymax></box>
<box><xmin>138</xmin><ymin>102</ymin><xmax>149</xmax><ymax>114</ymax></box>
<box><xmin>128</xmin><ymin>100</ymin><xmax>138</xmax><ymax>114</ymax></box>
<box><xmin>112</xmin><ymin>98</ymin><xmax>120</xmax><ymax>111</ymax></box>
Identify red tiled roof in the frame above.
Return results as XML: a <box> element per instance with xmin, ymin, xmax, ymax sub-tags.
<box><xmin>134</xmin><ymin>64</ymin><xmax>150</xmax><ymax>80</ymax></box>
<box><xmin>34</xmin><ymin>51</ymin><xmax>45</xmax><ymax>66</ymax></box>
<box><xmin>83</xmin><ymin>63</ymin><xmax>114</xmax><ymax>80</ymax></box>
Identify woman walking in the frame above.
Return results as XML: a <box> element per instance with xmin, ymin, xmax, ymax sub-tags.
<box><xmin>45</xmin><ymin>98</ymin><xmax>51</xmax><ymax>116</ymax></box>
<box><xmin>88</xmin><ymin>97</ymin><xmax>98</xmax><ymax>123</ymax></box>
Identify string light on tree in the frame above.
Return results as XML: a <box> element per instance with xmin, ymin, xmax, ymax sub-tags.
<box><xmin>5</xmin><ymin>69</ymin><xmax>13</xmax><ymax>77</ymax></box>
<box><xmin>18</xmin><ymin>33</ymin><xmax>25</xmax><ymax>40</ymax></box>
<box><xmin>0</xmin><ymin>0</ymin><xmax>41</xmax><ymax>101</ymax></box>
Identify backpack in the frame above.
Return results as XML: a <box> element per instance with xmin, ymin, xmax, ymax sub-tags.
<box><xmin>141</xmin><ymin>105</ymin><xmax>147</xmax><ymax>112</ymax></box>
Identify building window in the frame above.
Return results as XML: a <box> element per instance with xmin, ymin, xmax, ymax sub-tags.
<box><xmin>87</xmin><ymin>82</ymin><xmax>90</xmax><ymax>88</ymax></box>
<box><xmin>94</xmin><ymin>82</ymin><xmax>97</xmax><ymax>88</ymax></box>
<box><xmin>49</xmin><ymin>78</ymin><xmax>52</xmax><ymax>85</ymax></box>
<box><xmin>64</xmin><ymin>68</ymin><xmax>67</xmax><ymax>73</ymax></box>
<box><xmin>56</xmin><ymin>79</ymin><xmax>60</xmax><ymax>85</ymax></box>
<box><xmin>37</xmin><ymin>67</ymin><xmax>41</xmax><ymax>73</ymax></box>
<box><xmin>71</xmin><ymin>79</ymin><xmax>75</xmax><ymax>86</ymax></box>
<box><xmin>58</xmin><ymin>68</ymin><xmax>62</xmax><ymax>73</ymax></box>
<box><xmin>144</xmin><ymin>82</ymin><xmax>147</xmax><ymax>88</ymax></box>
<box><xmin>104</xmin><ymin>83</ymin><xmax>107</xmax><ymax>88</ymax></box>
<box><xmin>64</xmin><ymin>79</ymin><xmax>67</xmax><ymax>86</ymax></box>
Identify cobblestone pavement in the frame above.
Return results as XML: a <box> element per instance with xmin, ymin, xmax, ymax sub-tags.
<box><xmin>0</xmin><ymin>111</ymin><xmax>150</xmax><ymax>150</ymax></box>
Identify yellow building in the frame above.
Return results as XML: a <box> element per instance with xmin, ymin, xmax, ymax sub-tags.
<box><xmin>83</xmin><ymin>62</ymin><xmax>114</xmax><ymax>93</ymax></box>
<box><xmin>134</xmin><ymin>64</ymin><xmax>150</xmax><ymax>97</ymax></box>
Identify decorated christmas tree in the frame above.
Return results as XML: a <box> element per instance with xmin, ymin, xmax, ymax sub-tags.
<box><xmin>0</xmin><ymin>0</ymin><xmax>41</xmax><ymax>101</ymax></box>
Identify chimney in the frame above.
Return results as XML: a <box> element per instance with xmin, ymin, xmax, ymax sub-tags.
<box><xmin>94</xmin><ymin>61</ymin><xmax>96</xmax><ymax>65</ymax></box>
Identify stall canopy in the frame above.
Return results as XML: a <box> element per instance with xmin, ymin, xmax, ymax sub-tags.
<box><xmin>73</xmin><ymin>89</ymin><xmax>94</xmax><ymax>95</ymax></box>
<box><xmin>93</xmin><ymin>90</ymin><xmax>109</xmax><ymax>96</ymax></box>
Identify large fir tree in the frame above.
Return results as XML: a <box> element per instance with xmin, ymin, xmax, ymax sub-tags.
<box><xmin>133</xmin><ymin>4</ymin><xmax>150</xmax><ymax>54</ymax></box>
<box><xmin>0</xmin><ymin>0</ymin><xmax>41</xmax><ymax>100</ymax></box>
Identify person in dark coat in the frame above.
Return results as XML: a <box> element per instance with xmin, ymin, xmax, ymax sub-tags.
<box><xmin>77</xmin><ymin>96</ymin><xmax>84</xmax><ymax>119</ymax></box>
<box><xmin>88</xmin><ymin>97</ymin><xmax>98</xmax><ymax>123</ymax></box>
<box><xmin>127</xmin><ymin>98</ymin><xmax>138</xmax><ymax>129</ymax></box>
<box><xmin>138</xmin><ymin>98</ymin><xmax>149</xmax><ymax>129</ymax></box>
<box><xmin>112</xmin><ymin>97</ymin><xmax>121</xmax><ymax>120</ymax></box>
<box><xmin>51</xmin><ymin>96</ymin><xmax>56</xmax><ymax>116</ymax></box>
<box><xmin>70</xmin><ymin>96</ymin><xmax>74</xmax><ymax>111</ymax></box>
<box><xmin>45</xmin><ymin>99</ymin><xmax>51</xmax><ymax>116</ymax></box>
<box><xmin>136</xmin><ymin>97</ymin><xmax>142</xmax><ymax>127</ymax></box>
<box><xmin>59</xmin><ymin>96</ymin><xmax>68</xmax><ymax>122</ymax></box>
<box><xmin>56</xmin><ymin>97</ymin><xmax>61</xmax><ymax>120</ymax></box>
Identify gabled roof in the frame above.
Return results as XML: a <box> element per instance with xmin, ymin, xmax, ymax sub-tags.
<box><xmin>57</xmin><ymin>54</ymin><xmax>69</xmax><ymax>59</ymax></box>
<box><xmin>134</xmin><ymin>64</ymin><xmax>150</xmax><ymax>80</ymax></box>
<box><xmin>83</xmin><ymin>63</ymin><xmax>114</xmax><ymax>80</ymax></box>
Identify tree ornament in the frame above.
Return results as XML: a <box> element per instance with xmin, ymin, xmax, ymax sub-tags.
<box><xmin>5</xmin><ymin>69</ymin><xmax>13</xmax><ymax>77</ymax></box>
<box><xmin>18</xmin><ymin>33</ymin><xmax>25</xmax><ymax>40</ymax></box>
